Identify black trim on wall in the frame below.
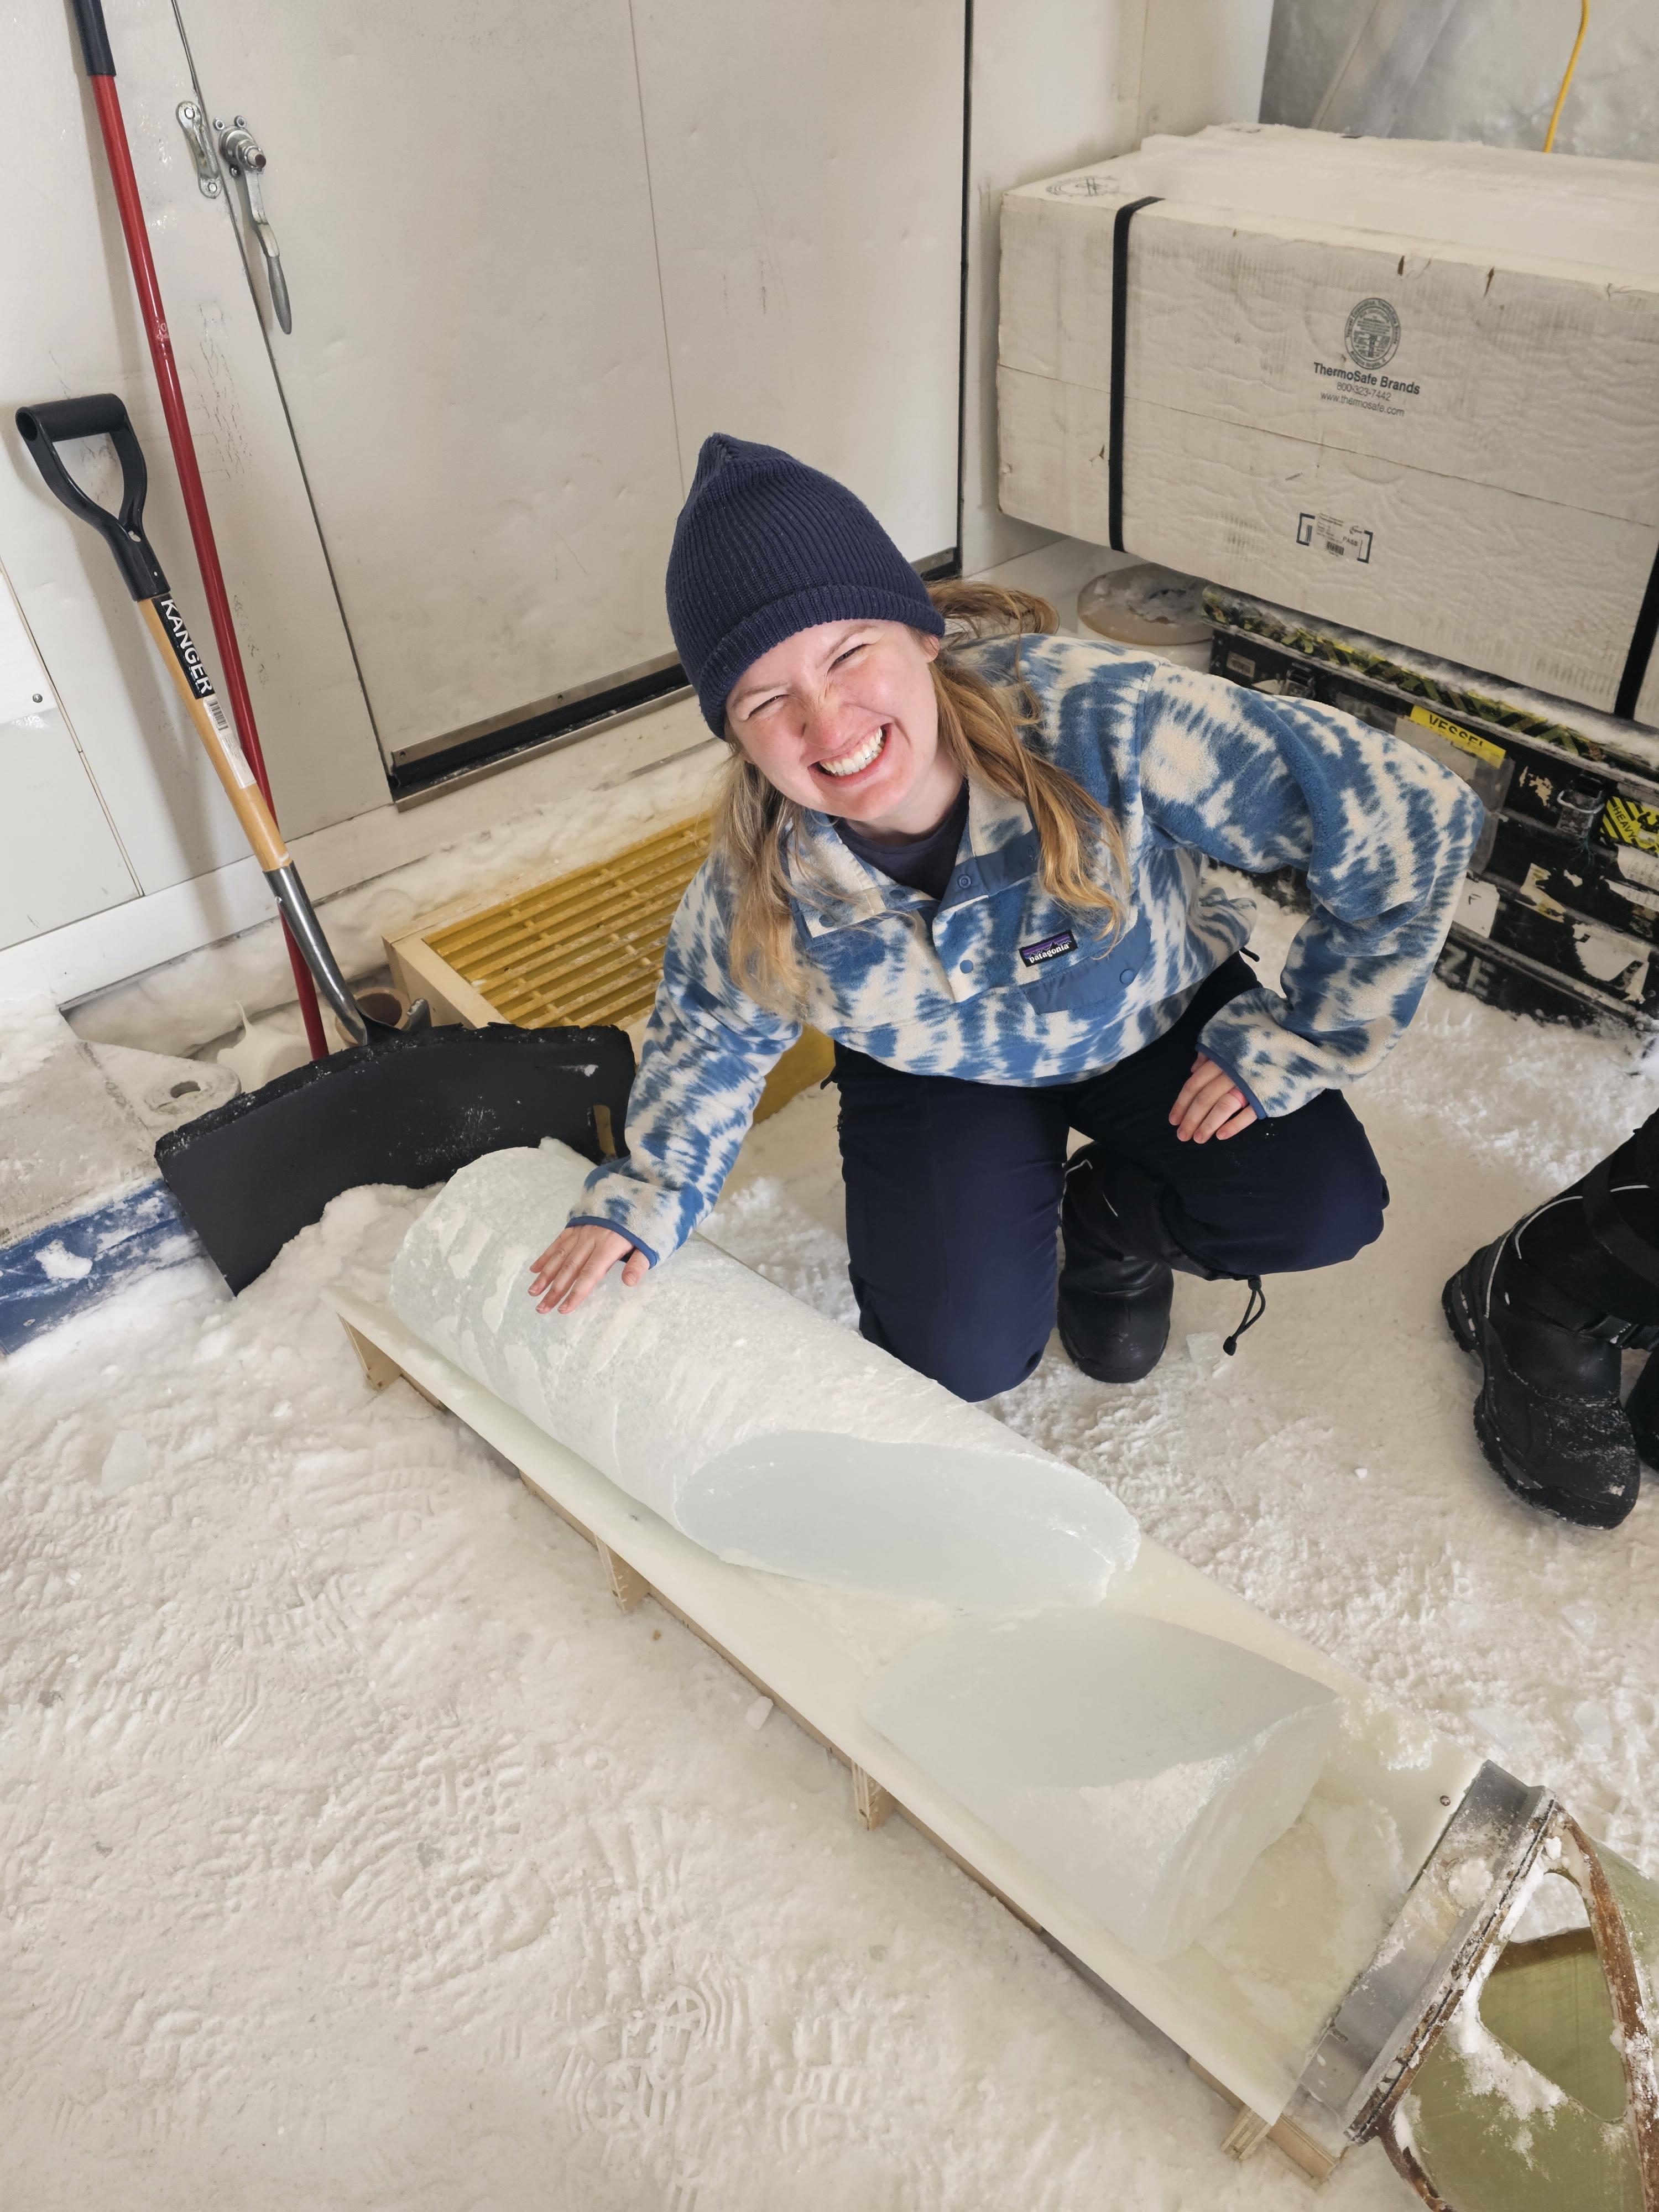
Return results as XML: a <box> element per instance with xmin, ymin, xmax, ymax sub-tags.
<box><xmin>387</xmin><ymin>661</ymin><xmax>692</xmax><ymax>802</ymax></box>
<box><xmin>953</xmin><ymin>0</ymin><xmax>974</xmax><ymax>569</ymax></box>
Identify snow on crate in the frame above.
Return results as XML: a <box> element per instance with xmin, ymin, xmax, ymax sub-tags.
<box><xmin>0</xmin><ymin>997</ymin><xmax>233</xmax><ymax>1352</ymax></box>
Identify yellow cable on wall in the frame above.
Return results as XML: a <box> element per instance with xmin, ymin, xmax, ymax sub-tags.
<box><xmin>1542</xmin><ymin>0</ymin><xmax>1590</xmax><ymax>152</ymax></box>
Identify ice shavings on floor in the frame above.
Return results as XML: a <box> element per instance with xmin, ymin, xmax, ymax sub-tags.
<box><xmin>2</xmin><ymin>886</ymin><xmax>1657</xmax><ymax>2206</ymax></box>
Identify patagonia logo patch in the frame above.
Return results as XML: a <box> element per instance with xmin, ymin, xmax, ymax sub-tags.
<box><xmin>1019</xmin><ymin>930</ymin><xmax>1076</xmax><ymax>967</ymax></box>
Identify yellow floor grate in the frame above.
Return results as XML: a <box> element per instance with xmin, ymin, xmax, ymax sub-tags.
<box><xmin>395</xmin><ymin>813</ymin><xmax>836</xmax><ymax>1125</ymax></box>
<box><xmin>426</xmin><ymin>816</ymin><xmax>713</xmax><ymax>1030</ymax></box>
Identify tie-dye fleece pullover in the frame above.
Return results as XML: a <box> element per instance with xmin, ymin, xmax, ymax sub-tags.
<box><xmin>571</xmin><ymin>630</ymin><xmax>1483</xmax><ymax>1263</ymax></box>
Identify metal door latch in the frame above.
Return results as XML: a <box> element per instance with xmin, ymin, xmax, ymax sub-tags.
<box><xmin>176</xmin><ymin>102</ymin><xmax>222</xmax><ymax>199</ymax></box>
<box><xmin>215</xmin><ymin>116</ymin><xmax>293</xmax><ymax>333</ymax></box>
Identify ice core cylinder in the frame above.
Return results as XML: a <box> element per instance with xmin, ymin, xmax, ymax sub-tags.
<box><xmin>863</xmin><ymin>1611</ymin><xmax>1343</xmax><ymax>1960</ymax></box>
<box><xmin>390</xmin><ymin>1145</ymin><xmax>1140</xmax><ymax>1607</ymax></box>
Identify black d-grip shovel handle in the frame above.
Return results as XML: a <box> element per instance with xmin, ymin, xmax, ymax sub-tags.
<box><xmin>16</xmin><ymin>394</ymin><xmax>170</xmax><ymax>600</ymax></box>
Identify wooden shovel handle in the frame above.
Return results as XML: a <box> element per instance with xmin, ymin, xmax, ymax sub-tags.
<box><xmin>138</xmin><ymin>596</ymin><xmax>289</xmax><ymax>872</ymax></box>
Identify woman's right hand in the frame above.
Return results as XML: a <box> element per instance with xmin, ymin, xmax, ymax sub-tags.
<box><xmin>527</xmin><ymin>1223</ymin><xmax>650</xmax><ymax>1315</ymax></box>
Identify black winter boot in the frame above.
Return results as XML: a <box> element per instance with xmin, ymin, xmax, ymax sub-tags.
<box><xmin>1056</xmin><ymin>1147</ymin><xmax>1255</xmax><ymax>1385</ymax></box>
<box><xmin>1625</xmin><ymin>1352</ymin><xmax>1659</xmax><ymax>1473</ymax></box>
<box><xmin>1443</xmin><ymin>1119</ymin><xmax>1659</xmax><ymax>1529</ymax></box>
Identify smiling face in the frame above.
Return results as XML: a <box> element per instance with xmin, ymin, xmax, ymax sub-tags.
<box><xmin>725</xmin><ymin>619</ymin><xmax>960</xmax><ymax>838</ymax></box>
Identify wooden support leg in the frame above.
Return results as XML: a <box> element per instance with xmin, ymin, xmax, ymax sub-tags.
<box><xmin>341</xmin><ymin>1318</ymin><xmax>406</xmax><ymax>1390</ymax></box>
<box><xmin>1222</xmin><ymin>2107</ymin><xmax>1272</xmax><ymax>2162</ymax></box>
<box><xmin>597</xmin><ymin>1541</ymin><xmax>648</xmax><ymax>1614</ymax></box>
<box><xmin>852</xmin><ymin>1765</ymin><xmax>894</xmax><ymax>1830</ymax></box>
<box><xmin>1191</xmin><ymin>2060</ymin><xmax>1339</xmax><ymax>2185</ymax></box>
<box><xmin>340</xmin><ymin>1318</ymin><xmax>443</xmax><ymax>1407</ymax></box>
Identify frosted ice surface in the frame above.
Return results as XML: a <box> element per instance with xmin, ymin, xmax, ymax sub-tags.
<box><xmin>390</xmin><ymin>1146</ymin><xmax>1139</xmax><ymax>1606</ymax></box>
<box><xmin>862</xmin><ymin>1613</ymin><xmax>1341</xmax><ymax>1962</ymax></box>
<box><xmin>680</xmin><ymin>1431</ymin><xmax>1137</xmax><ymax>1610</ymax></box>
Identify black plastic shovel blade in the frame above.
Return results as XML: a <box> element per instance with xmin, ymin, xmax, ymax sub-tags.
<box><xmin>155</xmin><ymin>1022</ymin><xmax>635</xmax><ymax>1293</ymax></box>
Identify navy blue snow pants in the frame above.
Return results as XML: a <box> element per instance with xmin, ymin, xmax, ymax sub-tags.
<box><xmin>833</xmin><ymin>954</ymin><xmax>1389</xmax><ymax>1401</ymax></box>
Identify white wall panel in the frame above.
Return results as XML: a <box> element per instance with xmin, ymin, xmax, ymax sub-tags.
<box><xmin>0</xmin><ymin>0</ymin><xmax>386</xmax><ymax>900</ymax></box>
<box><xmin>179</xmin><ymin>0</ymin><xmax>688</xmax><ymax>767</ymax></box>
<box><xmin>632</xmin><ymin>0</ymin><xmax>966</xmax><ymax>564</ymax></box>
<box><xmin>961</xmin><ymin>0</ymin><xmax>1149</xmax><ymax>575</ymax></box>
<box><xmin>962</xmin><ymin>0</ymin><xmax>1271</xmax><ymax>576</ymax></box>
<box><xmin>1138</xmin><ymin>1</ymin><xmax>1272</xmax><ymax>142</ymax></box>
<box><xmin>0</xmin><ymin>566</ymin><xmax>137</xmax><ymax>950</ymax></box>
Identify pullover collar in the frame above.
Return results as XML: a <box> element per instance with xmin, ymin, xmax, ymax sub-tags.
<box><xmin>788</xmin><ymin>777</ymin><xmax>1039</xmax><ymax>938</ymax></box>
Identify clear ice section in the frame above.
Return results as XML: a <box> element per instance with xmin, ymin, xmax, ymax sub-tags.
<box><xmin>389</xmin><ymin>1145</ymin><xmax>1139</xmax><ymax>1607</ymax></box>
<box><xmin>677</xmin><ymin>1431</ymin><xmax>1133</xmax><ymax>1610</ymax></box>
<box><xmin>862</xmin><ymin>1611</ymin><xmax>1342</xmax><ymax>1963</ymax></box>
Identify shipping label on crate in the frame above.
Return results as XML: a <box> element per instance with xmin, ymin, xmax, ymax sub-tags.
<box><xmin>1296</xmin><ymin>512</ymin><xmax>1373</xmax><ymax>564</ymax></box>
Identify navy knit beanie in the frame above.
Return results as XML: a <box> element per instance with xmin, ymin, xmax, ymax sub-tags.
<box><xmin>665</xmin><ymin>434</ymin><xmax>946</xmax><ymax>734</ymax></box>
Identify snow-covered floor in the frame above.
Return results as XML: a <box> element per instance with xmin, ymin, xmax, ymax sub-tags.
<box><xmin>4</xmin><ymin>896</ymin><xmax>1656</xmax><ymax>2209</ymax></box>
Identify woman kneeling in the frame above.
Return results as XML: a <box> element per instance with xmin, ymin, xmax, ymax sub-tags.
<box><xmin>530</xmin><ymin>435</ymin><xmax>1482</xmax><ymax>1402</ymax></box>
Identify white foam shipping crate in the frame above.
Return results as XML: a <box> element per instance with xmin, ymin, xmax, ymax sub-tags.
<box><xmin>997</xmin><ymin>126</ymin><xmax>1659</xmax><ymax>728</ymax></box>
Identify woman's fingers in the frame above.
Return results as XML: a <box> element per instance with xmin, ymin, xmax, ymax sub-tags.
<box><xmin>526</xmin><ymin>1225</ymin><xmax>647</xmax><ymax>1314</ymax></box>
<box><xmin>1168</xmin><ymin>1058</ymin><xmax>1232</xmax><ymax>1137</ymax></box>
<box><xmin>536</xmin><ymin>1248</ymin><xmax>599</xmax><ymax>1314</ymax></box>
<box><xmin>527</xmin><ymin>1230</ymin><xmax>579</xmax><ymax>1298</ymax></box>
<box><xmin>526</xmin><ymin>1239</ymin><xmax>566</xmax><ymax>1293</ymax></box>
<box><xmin>549</xmin><ymin>1245</ymin><xmax>611</xmax><ymax>1314</ymax></box>
<box><xmin>1199</xmin><ymin>1096</ymin><xmax>1252</xmax><ymax>1141</ymax></box>
<box><xmin>1169</xmin><ymin>1055</ymin><xmax>1258</xmax><ymax>1144</ymax></box>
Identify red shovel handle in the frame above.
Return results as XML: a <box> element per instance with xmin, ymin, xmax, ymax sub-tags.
<box><xmin>67</xmin><ymin>0</ymin><xmax>329</xmax><ymax>1060</ymax></box>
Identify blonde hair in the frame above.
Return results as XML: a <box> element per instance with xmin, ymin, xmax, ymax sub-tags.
<box><xmin>713</xmin><ymin>580</ymin><xmax>1128</xmax><ymax>1014</ymax></box>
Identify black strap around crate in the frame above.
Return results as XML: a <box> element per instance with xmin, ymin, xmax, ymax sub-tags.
<box><xmin>1108</xmin><ymin>195</ymin><xmax>1164</xmax><ymax>553</ymax></box>
<box><xmin>1615</xmin><ymin>541</ymin><xmax>1659</xmax><ymax>724</ymax></box>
